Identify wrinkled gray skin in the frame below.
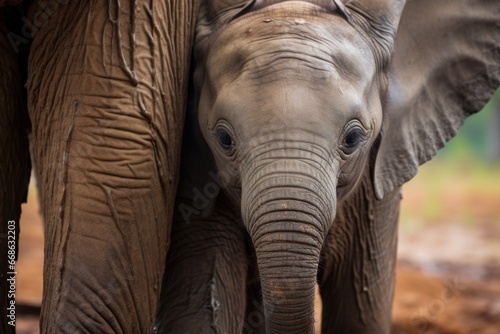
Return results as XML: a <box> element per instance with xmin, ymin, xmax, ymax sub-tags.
<box><xmin>1</xmin><ymin>0</ymin><xmax>201</xmax><ymax>332</ymax></box>
<box><xmin>156</xmin><ymin>0</ymin><xmax>499</xmax><ymax>333</ymax></box>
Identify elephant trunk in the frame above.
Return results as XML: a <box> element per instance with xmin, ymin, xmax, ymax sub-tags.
<box><xmin>242</xmin><ymin>157</ymin><xmax>337</xmax><ymax>333</ymax></box>
<box><xmin>253</xmin><ymin>222</ymin><xmax>321</xmax><ymax>333</ymax></box>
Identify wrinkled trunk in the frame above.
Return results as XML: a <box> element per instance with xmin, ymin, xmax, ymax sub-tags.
<box><xmin>242</xmin><ymin>155</ymin><xmax>337</xmax><ymax>333</ymax></box>
<box><xmin>254</xmin><ymin>221</ymin><xmax>321</xmax><ymax>334</ymax></box>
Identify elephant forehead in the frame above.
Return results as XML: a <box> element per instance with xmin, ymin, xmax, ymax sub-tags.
<box><xmin>204</xmin><ymin>2</ymin><xmax>375</xmax><ymax>89</ymax></box>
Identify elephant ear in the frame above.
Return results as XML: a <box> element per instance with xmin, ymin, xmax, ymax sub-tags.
<box><xmin>333</xmin><ymin>0</ymin><xmax>406</xmax><ymax>68</ymax></box>
<box><xmin>194</xmin><ymin>0</ymin><xmax>256</xmax><ymax>88</ymax></box>
<box><xmin>196</xmin><ymin>0</ymin><xmax>255</xmax><ymax>47</ymax></box>
<box><xmin>372</xmin><ymin>0</ymin><xmax>500</xmax><ymax>199</ymax></box>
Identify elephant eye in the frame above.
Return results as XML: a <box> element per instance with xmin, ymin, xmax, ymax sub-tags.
<box><xmin>342</xmin><ymin>128</ymin><xmax>364</xmax><ymax>151</ymax></box>
<box><xmin>215</xmin><ymin>127</ymin><xmax>235</xmax><ymax>150</ymax></box>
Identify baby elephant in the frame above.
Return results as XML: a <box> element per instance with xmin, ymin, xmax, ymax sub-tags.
<box><xmin>155</xmin><ymin>0</ymin><xmax>500</xmax><ymax>333</ymax></box>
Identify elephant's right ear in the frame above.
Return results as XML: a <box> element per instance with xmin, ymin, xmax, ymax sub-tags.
<box><xmin>372</xmin><ymin>0</ymin><xmax>500</xmax><ymax>199</ymax></box>
<box><xmin>196</xmin><ymin>0</ymin><xmax>255</xmax><ymax>47</ymax></box>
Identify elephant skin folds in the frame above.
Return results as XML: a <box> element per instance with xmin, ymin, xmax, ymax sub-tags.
<box><xmin>25</xmin><ymin>0</ymin><xmax>200</xmax><ymax>332</ymax></box>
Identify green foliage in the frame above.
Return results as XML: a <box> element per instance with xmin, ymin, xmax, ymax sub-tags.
<box><xmin>438</xmin><ymin>89</ymin><xmax>500</xmax><ymax>162</ymax></box>
<box><xmin>400</xmin><ymin>90</ymin><xmax>500</xmax><ymax>228</ymax></box>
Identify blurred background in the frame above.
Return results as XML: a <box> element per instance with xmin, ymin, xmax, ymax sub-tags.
<box><xmin>392</xmin><ymin>90</ymin><xmax>500</xmax><ymax>334</ymax></box>
<box><xmin>15</xmin><ymin>91</ymin><xmax>500</xmax><ymax>333</ymax></box>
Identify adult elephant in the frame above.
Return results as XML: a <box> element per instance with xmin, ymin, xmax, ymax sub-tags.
<box><xmin>156</xmin><ymin>0</ymin><xmax>500</xmax><ymax>333</ymax></box>
<box><xmin>1</xmin><ymin>0</ymin><xmax>201</xmax><ymax>332</ymax></box>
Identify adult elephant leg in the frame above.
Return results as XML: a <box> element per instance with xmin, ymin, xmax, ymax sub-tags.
<box><xmin>26</xmin><ymin>1</ymin><xmax>200</xmax><ymax>332</ymax></box>
<box><xmin>318</xmin><ymin>172</ymin><xmax>401</xmax><ymax>334</ymax></box>
<box><xmin>0</xmin><ymin>12</ymin><xmax>30</xmax><ymax>334</ymax></box>
<box><xmin>155</xmin><ymin>200</ymin><xmax>248</xmax><ymax>333</ymax></box>
<box><xmin>244</xmin><ymin>282</ymin><xmax>267</xmax><ymax>334</ymax></box>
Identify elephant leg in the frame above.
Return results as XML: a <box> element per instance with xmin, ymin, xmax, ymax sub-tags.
<box><xmin>244</xmin><ymin>282</ymin><xmax>267</xmax><ymax>334</ymax></box>
<box><xmin>318</xmin><ymin>174</ymin><xmax>401</xmax><ymax>334</ymax></box>
<box><xmin>156</xmin><ymin>205</ymin><xmax>248</xmax><ymax>333</ymax></box>
<box><xmin>26</xmin><ymin>1</ymin><xmax>200</xmax><ymax>332</ymax></box>
<box><xmin>0</xmin><ymin>10</ymin><xmax>31</xmax><ymax>334</ymax></box>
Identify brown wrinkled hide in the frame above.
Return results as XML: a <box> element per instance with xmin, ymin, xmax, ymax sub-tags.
<box><xmin>24</xmin><ymin>0</ymin><xmax>200</xmax><ymax>332</ymax></box>
<box><xmin>319</xmin><ymin>171</ymin><xmax>400</xmax><ymax>332</ymax></box>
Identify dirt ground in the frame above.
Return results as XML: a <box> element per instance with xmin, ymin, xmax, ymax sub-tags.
<box><xmin>391</xmin><ymin>161</ymin><xmax>500</xmax><ymax>334</ymax></box>
<box><xmin>392</xmin><ymin>229</ymin><xmax>500</xmax><ymax>334</ymax></box>
<box><xmin>13</xmin><ymin>163</ymin><xmax>500</xmax><ymax>333</ymax></box>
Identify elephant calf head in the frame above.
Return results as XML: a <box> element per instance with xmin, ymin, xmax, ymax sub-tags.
<box><xmin>190</xmin><ymin>0</ymin><xmax>500</xmax><ymax>332</ymax></box>
<box><xmin>193</xmin><ymin>1</ymin><xmax>395</xmax><ymax>331</ymax></box>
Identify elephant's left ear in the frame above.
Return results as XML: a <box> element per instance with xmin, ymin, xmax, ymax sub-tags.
<box><xmin>372</xmin><ymin>0</ymin><xmax>500</xmax><ymax>199</ymax></box>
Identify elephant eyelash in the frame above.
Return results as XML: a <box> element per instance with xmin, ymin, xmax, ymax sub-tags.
<box><xmin>216</xmin><ymin>129</ymin><xmax>234</xmax><ymax>148</ymax></box>
<box><xmin>339</xmin><ymin>123</ymin><xmax>368</xmax><ymax>155</ymax></box>
<box><xmin>342</xmin><ymin>128</ymin><xmax>364</xmax><ymax>149</ymax></box>
<box><xmin>214</xmin><ymin>125</ymin><xmax>236</xmax><ymax>152</ymax></box>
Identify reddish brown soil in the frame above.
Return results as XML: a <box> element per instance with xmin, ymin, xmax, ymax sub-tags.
<box><xmin>392</xmin><ymin>267</ymin><xmax>500</xmax><ymax>334</ymax></box>
<box><xmin>14</xmin><ymin>178</ymin><xmax>500</xmax><ymax>334</ymax></box>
